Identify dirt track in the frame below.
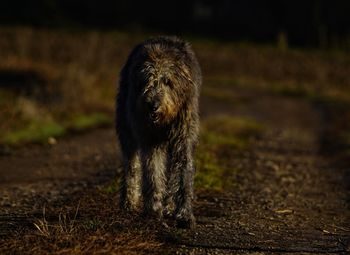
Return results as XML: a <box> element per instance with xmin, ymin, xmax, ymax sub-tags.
<box><xmin>0</xmin><ymin>87</ymin><xmax>349</xmax><ymax>253</ymax></box>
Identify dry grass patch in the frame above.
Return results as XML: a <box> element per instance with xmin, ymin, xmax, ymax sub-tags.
<box><xmin>1</xmin><ymin>191</ymin><xmax>165</xmax><ymax>255</ymax></box>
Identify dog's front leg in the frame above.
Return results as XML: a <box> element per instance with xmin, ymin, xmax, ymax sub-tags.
<box><xmin>140</xmin><ymin>146</ymin><xmax>166</xmax><ymax>218</ymax></box>
<box><xmin>169</xmin><ymin>139</ymin><xmax>196</xmax><ymax>229</ymax></box>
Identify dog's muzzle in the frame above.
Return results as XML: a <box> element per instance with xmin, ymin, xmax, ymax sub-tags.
<box><xmin>146</xmin><ymin>100</ymin><xmax>160</xmax><ymax>122</ymax></box>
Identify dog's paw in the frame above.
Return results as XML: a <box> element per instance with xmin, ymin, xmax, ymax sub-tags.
<box><xmin>120</xmin><ymin>200</ymin><xmax>139</xmax><ymax>213</ymax></box>
<box><xmin>176</xmin><ymin>214</ymin><xmax>195</xmax><ymax>229</ymax></box>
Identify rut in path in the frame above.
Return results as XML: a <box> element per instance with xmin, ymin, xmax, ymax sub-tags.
<box><xmin>176</xmin><ymin>94</ymin><xmax>350</xmax><ymax>253</ymax></box>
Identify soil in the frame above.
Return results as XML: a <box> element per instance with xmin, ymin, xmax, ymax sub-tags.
<box><xmin>0</xmin><ymin>86</ymin><xmax>349</xmax><ymax>254</ymax></box>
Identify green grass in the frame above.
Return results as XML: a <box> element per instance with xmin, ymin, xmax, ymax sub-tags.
<box><xmin>100</xmin><ymin>180</ymin><xmax>119</xmax><ymax>194</ymax></box>
<box><xmin>195</xmin><ymin>115</ymin><xmax>263</xmax><ymax>190</ymax></box>
<box><xmin>3</xmin><ymin>121</ymin><xmax>66</xmax><ymax>144</ymax></box>
<box><xmin>1</xmin><ymin>112</ymin><xmax>112</xmax><ymax>145</ymax></box>
<box><xmin>69</xmin><ymin>113</ymin><xmax>111</xmax><ymax>131</ymax></box>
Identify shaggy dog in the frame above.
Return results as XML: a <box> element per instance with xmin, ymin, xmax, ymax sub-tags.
<box><xmin>116</xmin><ymin>36</ymin><xmax>201</xmax><ymax>228</ymax></box>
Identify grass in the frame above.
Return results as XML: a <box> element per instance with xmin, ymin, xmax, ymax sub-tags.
<box><xmin>0</xmin><ymin>27</ymin><xmax>349</xmax><ymax>144</ymax></box>
<box><xmin>205</xmin><ymin>76</ymin><xmax>350</xmax><ymax>104</ymax></box>
<box><xmin>195</xmin><ymin>115</ymin><xmax>263</xmax><ymax>190</ymax></box>
<box><xmin>1</xmin><ymin>112</ymin><xmax>112</xmax><ymax>145</ymax></box>
<box><xmin>0</xmin><ymin>28</ymin><xmax>124</xmax><ymax>145</ymax></box>
<box><xmin>1</xmin><ymin>192</ymin><xmax>165</xmax><ymax>255</ymax></box>
<box><xmin>100</xmin><ymin>179</ymin><xmax>119</xmax><ymax>194</ymax></box>
<box><xmin>68</xmin><ymin>113</ymin><xmax>111</xmax><ymax>131</ymax></box>
<box><xmin>34</xmin><ymin>205</ymin><xmax>80</xmax><ymax>238</ymax></box>
<box><xmin>3</xmin><ymin>121</ymin><xmax>66</xmax><ymax>144</ymax></box>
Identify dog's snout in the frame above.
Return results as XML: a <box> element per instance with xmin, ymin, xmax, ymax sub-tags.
<box><xmin>147</xmin><ymin>100</ymin><xmax>160</xmax><ymax>112</ymax></box>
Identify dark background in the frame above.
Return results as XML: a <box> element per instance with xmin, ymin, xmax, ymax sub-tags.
<box><xmin>0</xmin><ymin>0</ymin><xmax>349</xmax><ymax>48</ymax></box>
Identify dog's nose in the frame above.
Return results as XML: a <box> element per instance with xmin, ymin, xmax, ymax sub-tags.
<box><xmin>147</xmin><ymin>101</ymin><xmax>160</xmax><ymax>112</ymax></box>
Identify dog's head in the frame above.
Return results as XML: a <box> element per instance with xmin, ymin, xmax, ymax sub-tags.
<box><xmin>133</xmin><ymin>43</ymin><xmax>195</xmax><ymax>126</ymax></box>
<box><xmin>140</xmin><ymin>72</ymin><xmax>177</xmax><ymax>125</ymax></box>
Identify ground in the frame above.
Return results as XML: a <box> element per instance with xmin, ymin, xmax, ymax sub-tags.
<box><xmin>0</xmin><ymin>29</ymin><xmax>349</xmax><ymax>254</ymax></box>
<box><xmin>1</xmin><ymin>85</ymin><xmax>349</xmax><ymax>254</ymax></box>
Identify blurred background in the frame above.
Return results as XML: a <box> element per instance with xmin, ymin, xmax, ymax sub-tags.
<box><xmin>0</xmin><ymin>0</ymin><xmax>349</xmax><ymax>145</ymax></box>
<box><xmin>1</xmin><ymin>0</ymin><xmax>350</xmax><ymax>48</ymax></box>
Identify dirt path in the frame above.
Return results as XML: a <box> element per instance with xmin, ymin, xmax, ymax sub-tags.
<box><xmin>177</xmin><ymin>93</ymin><xmax>350</xmax><ymax>253</ymax></box>
<box><xmin>0</xmin><ymin>128</ymin><xmax>120</xmax><ymax>234</ymax></box>
<box><xmin>0</xmin><ymin>88</ymin><xmax>349</xmax><ymax>253</ymax></box>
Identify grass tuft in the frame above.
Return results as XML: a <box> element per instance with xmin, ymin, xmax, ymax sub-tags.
<box><xmin>33</xmin><ymin>204</ymin><xmax>80</xmax><ymax>239</ymax></box>
<box><xmin>33</xmin><ymin>207</ymin><xmax>50</xmax><ymax>238</ymax></box>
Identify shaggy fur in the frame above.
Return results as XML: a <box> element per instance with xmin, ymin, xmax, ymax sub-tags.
<box><xmin>116</xmin><ymin>36</ymin><xmax>201</xmax><ymax>228</ymax></box>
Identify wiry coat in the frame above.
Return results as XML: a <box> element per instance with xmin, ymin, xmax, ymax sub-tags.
<box><xmin>116</xmin><ymin>36</ymin><xmax>201</xmax><ymax>228</ymax></box>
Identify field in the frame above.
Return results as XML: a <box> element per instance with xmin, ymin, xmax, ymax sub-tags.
<box><xmin>0</xmin><ymin>28</ymin><xmax>349</xmax><ymax>254</ymax></box>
